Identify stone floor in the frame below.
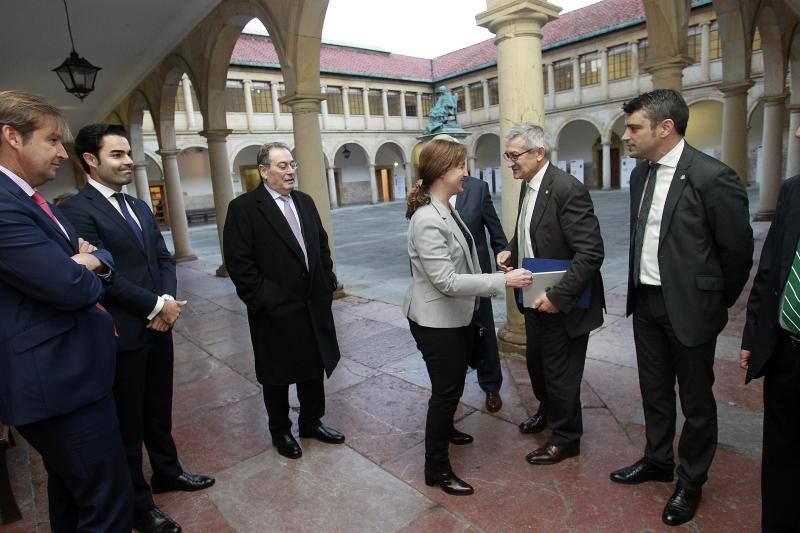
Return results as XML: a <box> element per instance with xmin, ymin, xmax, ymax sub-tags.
<box><xmin>2</xmin><ymin>191</ymin><xmax>768</xmax><ymax>532</ymax></box>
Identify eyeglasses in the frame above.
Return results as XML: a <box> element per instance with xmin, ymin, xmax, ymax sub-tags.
<box><xmin>502</xmin><ymin>148</ymin><xmax>536</xmax><ymax>162</ymax></box>
<box><xmin>266</xmin><ymin>161</ymin><xmax>298</xmax><ymax>171</ymax></box>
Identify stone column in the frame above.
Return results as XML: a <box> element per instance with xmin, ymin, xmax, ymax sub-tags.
<box><xmin>546</xmin><ymin>63</ymin><xmax>555</xmax><ymax>108</ymax></box>
<box><xmin>181</xmin><ymin>74</ymin><xmax>196</xmax><ymax>131</ymax></box>
<box><xmin>320</xmin><ymin>86</ymin><xmax>329</xmax><ymax>130</ymax></box>
<box><xmin>478</xmin><ymin>0</ymin><xmax>560</xmax><ymax>358</ymax></box>
<box><xmin>368</xmin><ymin>163</ymin><xmax>379</xmax><ymax>203</ymax></box>
<box><xmin>572</xmin><ymin>56</ymin><xmax>581</xmax><ymax>105</ymax></box>
<box><xmin>133</xmin><ymin>164</ymin><xmax>151</xmax><ymax>207</ymax></box>
<box><xmin>363</xmin><ymin>87</ymin><xmax>371</xmax><ymax>125</ymax></box>
<box><xmin>464</xmin><ymin>85</ymin><xmax>473</xmax><ymax>124</ymax></box>
<box><xmin>600</xmin><ymin>47</ymin><xmax>609</xmax><ymax>100</ymax></box>
<box><xmin>400</xmin><ymin>89</ymin><xmax>407</xmax><ymax>128</ymax></box>
<box><xmin>787</xmin><ymin>105</ymin><xmax>800</xmax><ymax>178</ymax></box>
<box><xmin>416</xmin><ymin>92</ymin><xmax>424</xmax><ymax>129</ymax></box>
<box><xmin>719</xmin><ymin>80</ymin><xmax>752</xmax><ymax>185</ymax></box>
<box><xmin>271</xmin><ymin>82</ymin><xmax>281</xmax><ymax>129</ymax></box>
<box><xmin>645</xmin><ymin>57</ymin><xmax>691</xmax><ymax>92</ymax></box>
<box><xmin>326</xmin><ymin>166</ymin><xmax>338</xmax><ymax>208</ymax></box>
<box><xmin>482</xmin><ymin>79</ymin><xmax>491</xmax><ymax>110</ymax></box>
<box><xmin>200</xmin><ymin>129</ymin><xmax>235</xmax><ymax>276</ymax></box>
<box><xmin>342</xmin><ymin>85</ymin><xmax>351</xmax><ymax>130</ymax></box>
<box><xmin>283</xmin><ymin>95</ymin><xmax>337</xmax><ymax>261</ymax></box>
<box><xmin>157</xmin><ymin>149</ymin><xmax>196</xmax><ymax>262</ymax></box>
<box><xmin>755</xmin><ymin>94</ymin><xmax>787</xmax><ymax>220</ymax></box>
<box><xmin>700</xmin><ymin>22</ymin><xmax>711</xmax><ymax>82</ymax></box>
<box><xmin>381</xmin><ymin>89</ymin><xmax>389</xmax><ymax>129</ymax></box>
<box><xmin>468</xmin><ymin>156</ymin><xmax>477</xmax><ymax>176</ymax></box>
<box><xmin>243</xmin><ymin>79</ymin><xmax>255</xmax><ymax>132</ymax></box>
<box><xmin>404</xmin><ymin>161</ymin><xmax>414</xmax><ymax>195</ymax></box>
<box><xmin>551</xmin><ymin>147</ymin><xmax>558</xmax><ymax>165</ymax></box>
<box><xmin>601</xmin><ymin>141</ymin><xmax>612</xmax><ymax>189</ymax></box>
<box><xmin>630</xmin><ymin>41</ymin><xmax>640</xmax><ymax>95</ymax></box>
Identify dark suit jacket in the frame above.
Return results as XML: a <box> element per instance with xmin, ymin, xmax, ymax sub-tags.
<box><xmin>626</xmin><ymin>142</ymin><xmax>753</xmax><ymax>347</ymax></box>
<box><xmin>455</xmin><ymin>176</ymin><xmax>507</xmax><ymax>274</ymax></box>
<box><xmin>507</xmin><ymin>163</ymin><xmax>606</xmax><ymax>338</ymax></box>
<box><xmin>0</xmin><ymin>171</ymin><xmax>117</xmax><ymax>426</ymax></box>
<box><xmin>223</xmin><ymin>184</ymin><xmax>340</xmax><ymax>386</ymax></box>
<box><xmin>742</xmin><ymin>175</ymin><xmax>800</xmax><ymax>381</ymax></box>
<box><xmin>60</xmin><ymin>185</ymin><xmax>177</xmax><ymax>352</ymax></box>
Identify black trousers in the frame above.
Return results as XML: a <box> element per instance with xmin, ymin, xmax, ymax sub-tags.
<box><xmin>761</xmin><ymin>330</ymin><xmax>800</xmax><ymax>533</ymax></box>
<box><xmin>524</xmin><ymin>310</ymin><xmax>588</xmax><ymax>448</ymax></box>
<box><xmin>475</xmin><ymin>296</ymin><xmax>503</xmax><ymax>393</ymax></box>
<box><xmin>16</xmin><ymin>396</ymin><xmax>133</xmax><ymax>533</ymax></box>
<box><xmin>114</xmin><ymin>334</ymin><xmax>181</xmax><ymax>515</ymax></box>
<box><xmin>263</xmin><ymin>376</ymin><xmax>325</xmax><ymax>437</ymax></box>
<box><xmin>633</xmin><ymin>285</ymin><xmax>717</xmax><ymax>489</ymax></box>
<box><xmin>409</xmin><ymin>319</ymin><xmax>471</xmax><ymax>474</ymax></box>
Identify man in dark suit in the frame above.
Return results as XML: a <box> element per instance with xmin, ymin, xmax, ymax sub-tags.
<box><xmin>451</xmin><ymin>175</ymin><xmax>508</xmax><ymax>412</ymax></box>
<box><xmin>223</xmin><ymin>141</ymin><xmax>344</xmax><ymax>460</ymax></box>
<box><xmin>497</xmin><ymin>123</ymin><xmax>605</xmax><ymax>465</ymax></box>
<box><xmin>740</xmin><ymin>124</ymin><xmax>800</xmax><ymax>533</ymax></box>
<box><xmin>61</xmin><ymin>124</ymin><xmax>214</xmax><ymax>533</ymax></box>
<box><xmin>609</xmin><ymin>90</ymin><xmax>753</xmax><ymax>527</ymax></box>
<box><xmin>0</xmin><ymin>91</ymin><xmax>133</xmax><ymax>531</ymax></box>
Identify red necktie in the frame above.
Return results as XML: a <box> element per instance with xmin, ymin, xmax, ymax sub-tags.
<box><xmin>31</xmin><ymin>192</ymin><xmax>116</xmax><ymax>334</ymax></box>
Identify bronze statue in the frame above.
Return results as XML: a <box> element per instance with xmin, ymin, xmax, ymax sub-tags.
<box><xmin>425</xmin><ymin>86</ymin><xmax>459</xmax><ymax>134</ymax></box>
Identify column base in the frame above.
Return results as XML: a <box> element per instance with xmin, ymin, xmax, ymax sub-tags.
<box><xmin>173</xmin><ymin>252</ymin><xmax>198</xmax><ymax>263</ymax></box>
<box><xmin>497</xmin><ymin>321</ymin><xmax>527</xmax><ymax>360</ymax></box>
<box><xmin>333</xmin><ymin>283</ymin><xmax>346</xmax><ymax>300</ymax></box>
<box><xmin>215</xmin><ymin>264</ymin><xmax>229</xmax><ymax>278</ymax></box>
<box><xmin>752</xmin><ymin>210</ymin><xmax>775</xmax><ymax>222</ymax></box>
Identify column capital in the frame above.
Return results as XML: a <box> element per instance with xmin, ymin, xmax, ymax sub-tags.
<box><xmin>134</xmin><ymin>163</ymin><xmax>148</xmax><ymax>171</ymax></box>
<box><xmin>381</xmin><ymin>88</ymin><xmax>388</xmax><ymax>94</ymax></box>
<box><xmin>717</xmin><ymin>79</ymin><xmax>754</xmax><ymax>96</ymax></box>
<box><xmin>762</xmin><ymin>93</ymin><xmax>788</xmax><ymax>106</ymax></box>
<box><xmin>788</xmin><ymin>104</ymin><xmax>800</xmax><ymax>113</ymax></box>
<box><xmin>242</xmin><ymin>78</ymin><xmax>252</xmax><ymax>85</ymax></box>
<box><xmin>281</xmin><ymin>93</ymin><xmax>325</xmax><ymax>111</ymax></box>
<box><xmin>200</xmin><ymin>129</ymin><xmax>233</xmax><ymax>142</ymax></box>
<box><xmin>476</xmin><ymin>0</ymin><xmax>559</xmax><ymax>43</ymax></box>
<box><xmin>700</xmin><ymin>21</ymin><xmax>711</xmax><ymax>28</ymax></box>
<box><xmin>156</xmin><ymin>149</ymin><xmax>180</xmax><ymax>158</ymax></box>
<box><xmin>629</xmin><ymin>40</ymin><xmax>639</xmax><ymax>47</ymax></box>
<box><xmin>598</xmin><ymin>46</ymin><xmax>608</xmax><ymax>54</ymax></box>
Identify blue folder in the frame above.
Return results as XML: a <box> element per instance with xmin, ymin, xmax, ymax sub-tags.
<box><xmin>518</xmin><ymin>257</ymin><xmax>592</xmax><ymax>309</ymax></box>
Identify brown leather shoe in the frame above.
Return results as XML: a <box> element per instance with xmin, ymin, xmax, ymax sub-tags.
<box><xmin>485</xmin><ymin>391</ymin><xmax>502</xmax><ymax>412</ymax></box>
<box><xmin>518</xmin><ymin>413</ymin><xmax>546</xmax><ymax>434</ymax></box>
<box><xmin>525</xmin><ymin>443</ymin><xmax>579</xmax><ymax>465</ymax></box>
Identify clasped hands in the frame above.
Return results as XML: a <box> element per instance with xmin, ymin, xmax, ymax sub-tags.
<box><xmin>496</xmin><ymin>250</ymin><xmax>560</xmax><ymax>313</ymax></box>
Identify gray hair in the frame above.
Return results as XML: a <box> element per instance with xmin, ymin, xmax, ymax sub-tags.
<box><xmin>256</xmin><ymin>141</ymin><xmax>291</xmax><ymax>166</ymax></box>
<box><xmin>505</xmin><ymin>123</ymin><xmax>550</xmax><ymax>155</ymax></box>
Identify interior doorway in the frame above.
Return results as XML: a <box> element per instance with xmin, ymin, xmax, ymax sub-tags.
<box><xmin>149</xmin><ymin>184</ymin><xmax>168</xmax><ymax>228</ymax></box>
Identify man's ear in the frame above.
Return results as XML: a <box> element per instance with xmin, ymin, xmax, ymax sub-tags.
<box><xmin>659</xmin><ymin>118</ymin><xmax>676</xmax><ymax>138</ymax></box>
<box><xmin>1</xmin><ymin>125</ymin><xmax>22</xmax><ymax>148</ymax></box>
<box><xmin>82</xmin><ymin>152</ymin><xmax>99</xmax><ymax>171</ymax></box>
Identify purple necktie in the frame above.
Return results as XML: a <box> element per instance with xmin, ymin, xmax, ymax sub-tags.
<box><xmin>113</xmin><ymin>192</ymin><xmax>144</xmax><ymax>248</ymax></box>
<box><xmin>278</xmin><ymin>195</ymin><xmax>308</xmax><ymax>268</ymax></box>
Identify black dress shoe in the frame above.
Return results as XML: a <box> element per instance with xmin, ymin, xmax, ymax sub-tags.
<box><xmin>449</xmin><ymin>429</ymin><xmax>473</xmax><ymax>445</ymax></box>
<box><xmin>485</xmin><ymin>391</ymin><xmax>502</xmax><ymax>413</ymax></box>
<box><xmin>133</xmin><ymin>506</ymin><xmax>181</xmax><ymax>533</ymax></box>
<box><xmin>272</xmin><ymin>433</ymin><xmax>302</xmax><ymax>459</ymax></box>
<box><xmin>299</xmin><ymin>423</ymin><xmax>345</xmax><ymax>444</ymax></box>
<box><xmin>424</xmin><ymin>470</ymin><xmax>474</xmax><ymax>496</ymax></box>
<box><xmin>518</xmin><ymin>413</ymin><xmax>547</xmax><ymax>434</ymax></box>
<box><xmin>151</xmin><ymin>471</ymin><xmax>215</xmax><ymax>494</ymax></box>
<box><xmin>662</xmin><ymin>485</ymin><xmax>701</xmax><ymax>526</ymax></box>
<box><xmin>610</xmin><ymin>458</ymin><xmax>673</xmax><ymax>485</ymax></box>
<box><xmin>525</xmin><ymin>443</ymin><xmax>579</xmax><ymax>465</ymax></box>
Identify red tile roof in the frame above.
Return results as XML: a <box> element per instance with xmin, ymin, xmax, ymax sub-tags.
<box><xmin>230</xmin><ymin>0</ymin><xmax>650</xmax><ymax>82</ymax></box>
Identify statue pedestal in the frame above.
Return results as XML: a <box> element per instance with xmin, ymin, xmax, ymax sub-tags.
<box><xmin>416</xmin><ymin>128</ymin><xmax>472</xmax><ymax>142</ymax></box>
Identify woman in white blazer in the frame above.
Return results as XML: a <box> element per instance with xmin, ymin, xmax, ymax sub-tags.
<box><xmin>403</xmin><ymin>136</ymin><xmax>532</xmax><ymax>495</ymax></box>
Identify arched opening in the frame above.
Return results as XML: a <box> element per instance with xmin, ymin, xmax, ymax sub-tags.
<box><xmin>686</xmin><ymin>100</ymin><xmax>723</xmax><ymax>159</ymax></box>
<box><xmin>557</xmin><ymin>120</ymin><xmax>602</xmax><ymax>187</ymax></box>
<box><xmin>609</xmin><ymin>114</ymin><xmax>634</xmax><ymax>188</ymax></box>
<box><xmin>145</xmin><ymin>153</ymin><xmax>168</xmax><ymax>227</ymax></box>
<box><xmin>375</xmin><ymin>142</ymin><xmax>406</xmax><ymax>202</ymax></box>
<box><xmin>473</xmin><ymin>133</ymin><xmax>502</xmax><ymax>193</ymax></box>
<box><xmin>232</xmin><ymin>144</ymin><xmax>264</xmax><ymax>193</ymax></box>
<box><xmin>334</xmin><ymin>143</ymin><xmax>371</xmax><ymax>205</ymax></box>
<box><xmin>177</xmin><ymin>146</ymin><xmax>213</xmax><ymax>223</ymax></box>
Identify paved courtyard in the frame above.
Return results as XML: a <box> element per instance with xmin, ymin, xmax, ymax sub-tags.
<box><xmin>3</xmin><ymin>188</ymin><xmax>767</xmax><ymax>532</ymax></box>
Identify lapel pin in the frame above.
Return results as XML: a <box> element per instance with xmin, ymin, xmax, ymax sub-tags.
<box><xmin>680</xmin><ymin>174</ymin><xmax>686</xmax><ymax>180</ymax></box>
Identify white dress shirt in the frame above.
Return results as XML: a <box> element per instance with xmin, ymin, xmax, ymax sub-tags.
<box><xmin>86</xmin><ymin>177</ymin><xmax>172</xmax><ymax>320</ymax></box>
<box><xmin>0</xmin><ymin>163</ymin><xmax>69</xmax><ymax>236</ymax></box>
<box><xmin>520</xmin><ymin>161</ymin><xmax>549</xmax><ymax>260</ymax></box>
<box><xmin>639</xmin><ymin>139</ymin><xmax>685</xmax><ymax>286</ymax></box>
<box><xmin>264</xmin><ymin>182</ymin><xmax>302</xmax><ymax>229</ymax></box>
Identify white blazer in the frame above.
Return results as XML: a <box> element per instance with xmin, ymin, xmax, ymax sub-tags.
<box><xmin>402</xmin><ymin>196</ymin><xmax>505</xmax><ymax>328</ymax></box>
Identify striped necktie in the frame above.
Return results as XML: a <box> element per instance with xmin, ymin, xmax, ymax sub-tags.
<box><xmin>517</xmin><ymin>185</ymin><xmax>533</xmax><ymax>267</ymax></box>
<box><xmin>781</xmin><ymin>237</ymin><xmax>800</xmax><ymax>335</ymax></box>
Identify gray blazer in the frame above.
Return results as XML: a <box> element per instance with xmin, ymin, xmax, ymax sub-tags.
<box><xmin>402</xmin><ymin>196</ymin><xmax>505</xmax><ymax>328</ymax></box>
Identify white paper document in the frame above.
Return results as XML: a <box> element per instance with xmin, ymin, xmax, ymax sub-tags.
<box><xmin>522</xmin><ymin>270</ymin><xmax>566</xmax><ymax>308</ymax></box>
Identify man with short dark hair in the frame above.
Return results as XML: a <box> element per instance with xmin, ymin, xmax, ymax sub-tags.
<box><xmin>740</xmin><ymin>124</ymin><xmax>800</xmax><ymax>533</ymax></box>
<box><xmin>61</xmin><ymin>123</ymin><xmax>214</xmax><ymax>533</ymax></box>
<box><xmin>223</xmin><ymin>142</ymin><xmax>345</xmax><ymax>460</ymax></box>
<box><xmin>610</xmin><ymin>89</ymin><xmax>753</xmax><ymax>526</ymax></box>
<box><xmin>0</xmin><ymin>91</ymin><xmax>133</xmax><ymax>531</ymax></box>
